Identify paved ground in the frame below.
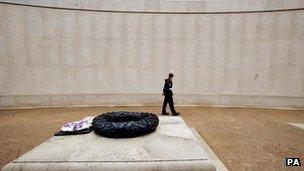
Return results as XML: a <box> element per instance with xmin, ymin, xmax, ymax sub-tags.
<box><xmin>0</xmin><ymin>106</ymin><xmax>303</xmax><ymax>170</ymax></box>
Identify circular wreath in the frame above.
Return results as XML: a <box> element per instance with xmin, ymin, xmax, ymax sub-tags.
<box><xmin>92</xmin><ymin>111</ymin><xmax>159</xmax><ymax>138</ymax></box>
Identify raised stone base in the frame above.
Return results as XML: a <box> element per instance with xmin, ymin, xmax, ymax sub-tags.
<box><xmin>2</xmin><ymin>116</ymin><xmax>216</xmax><ymax>171</ymax></box>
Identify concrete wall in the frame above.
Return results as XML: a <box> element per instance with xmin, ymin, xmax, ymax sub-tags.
<box><xmin>1</xmin><ymin>0</ymin><xmax>304</xmax><ymax>12</ymax></box>
<box><xmin>0</xmin><ymin>1</ymin><xmax>304</xmax><ymax>109</ymax></box>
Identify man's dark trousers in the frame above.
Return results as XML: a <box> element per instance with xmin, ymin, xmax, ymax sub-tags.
<box><xmin>162</xmin><ymin>95</ymin><xmax>177</xmax><ymax>114</ymax></box>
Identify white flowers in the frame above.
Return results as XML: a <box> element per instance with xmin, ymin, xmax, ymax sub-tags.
<box><xmin>61</xmin><ymin>116</ymin><xmax>94</xmax><ymax>132</ymax></box>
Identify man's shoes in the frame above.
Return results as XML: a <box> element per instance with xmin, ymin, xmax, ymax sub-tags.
<box><xmin>162</xmin><ymin>112</ymin><xmax>169</xmax><ymax>115</ymax></box>
<box><xmin>173</xmin><ymin>112</ymin><xmax>180</xmax><ymax>116</ymax></box>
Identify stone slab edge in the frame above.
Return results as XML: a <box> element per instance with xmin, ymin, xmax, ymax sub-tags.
<box><xmin>190</xmin><ymin>128</ymin><xmax>228</xmax><ymax>171</ymax></box>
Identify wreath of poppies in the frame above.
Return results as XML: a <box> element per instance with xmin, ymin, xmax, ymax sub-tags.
<box><xmin>92</xmin><ymin>111</ymin><xmax>159</xmax><ymax>138</ymax></box>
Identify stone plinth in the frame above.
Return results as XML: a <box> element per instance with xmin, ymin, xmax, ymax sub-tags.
<box><xmin>2</xmin><ymin>116</ymin><xmax>216</xmax><ymax>171</ymax></box>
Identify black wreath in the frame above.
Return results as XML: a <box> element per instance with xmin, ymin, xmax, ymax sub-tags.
<box><xmin>92</xmin><ymin>111</ymin><xmax>159</xmax><ymax>138</ymax></box>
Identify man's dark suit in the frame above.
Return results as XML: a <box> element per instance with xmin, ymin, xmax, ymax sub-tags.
<box><xmin>162</xmin><ymin>78</ymin><xmax>177</xmax><ymax>114</ymax></box>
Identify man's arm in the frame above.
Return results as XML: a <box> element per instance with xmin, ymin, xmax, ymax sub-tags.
<box><xmin>163</xmin><ymin>80</ymin><xmax>169</xmax><ymax>94</ymax></box>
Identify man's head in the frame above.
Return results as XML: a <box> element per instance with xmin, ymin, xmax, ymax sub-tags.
<box><xmin>168</xmin><ymin>71</ymin><xmax>174</xmax><ymax>80</ymax></box>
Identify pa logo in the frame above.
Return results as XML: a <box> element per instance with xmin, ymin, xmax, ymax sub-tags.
<box><xmin>286</xmin><ymin>158</ymin><xmax>301</xmax><ymax>166</ymax></box>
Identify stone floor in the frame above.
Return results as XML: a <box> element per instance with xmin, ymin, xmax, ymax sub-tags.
<box><xmin>0</xmin><ymin>106</ymin><xmax>303</xmax><ymax>171</ymax></box>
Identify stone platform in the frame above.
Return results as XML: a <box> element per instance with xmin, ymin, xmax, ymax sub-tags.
<box><xmin>2</xmin><ymin>116</ymin><xmax>216</xmax><ymax>171</ymax></box>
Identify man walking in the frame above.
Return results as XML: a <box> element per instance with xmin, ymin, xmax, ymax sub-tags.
<box><xmin>162</xmin><ymin>71</ymin><xmax>180</xmax><ymax>116</ymax></box>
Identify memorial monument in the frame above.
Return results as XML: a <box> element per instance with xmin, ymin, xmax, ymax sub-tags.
<box><xmin>2</xmin><ymin>114</ymin><xmax>217</xmax><ymax>171</ymax></box>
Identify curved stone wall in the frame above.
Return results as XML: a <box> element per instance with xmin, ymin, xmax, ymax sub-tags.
<box><xmin>0</xmin><ymin>1</ymin><xmax>304</xmax><ymax>109</ymax></box>
<box><xmin>1</xmin><ymin>0</ymin><xmax>304</xmax><ymax>12</ymax></box>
